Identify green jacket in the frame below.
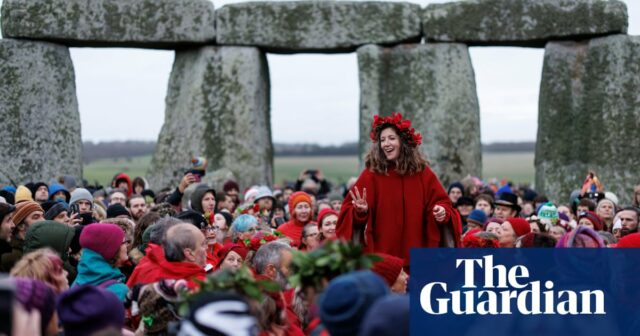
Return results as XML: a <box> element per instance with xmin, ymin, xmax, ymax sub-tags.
<box><xmin>23</xmin><ymin>220</ymin><xmax>77</xmax><ymax>283</ymax></box>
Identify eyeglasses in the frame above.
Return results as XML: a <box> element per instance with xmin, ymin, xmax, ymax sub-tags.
<box><xmin>205</xmin><ymin>226</ymin><xmax>219</xmax><ymax>233</ymax></box>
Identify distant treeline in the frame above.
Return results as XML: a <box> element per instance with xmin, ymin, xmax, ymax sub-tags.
<box><xmin>82</xmin><ymin>140</ymin><xmax>535</xmax><ymax>162</ymax></box>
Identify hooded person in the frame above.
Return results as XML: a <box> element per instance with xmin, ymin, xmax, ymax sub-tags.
<box><xmin>190</xmin><ymin>184</ymin><xmax>217</xmax><ymax>215</ymax></box>
<box><xmin>48</xmin><ymin>183</ymin><xmax>71</xmax><ymax>203</ymax></box>
<box><xmin>23</xmin><ymin>220</ymin><xmax>77</xmax><ymax>283</ymax></box>
<box><xmin>72</xmin><ymin>223</ymin><xmax>129</xmax><ymax>301</ymax></box>
<box><xmin>111</xmin><ymin>172</ymin><xmax>133</xmax><ymax>198</ymax></box>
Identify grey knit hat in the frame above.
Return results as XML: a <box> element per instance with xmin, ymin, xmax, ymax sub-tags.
<box><xmin>69</xmin><ymin>188</ymin><xmax>93</xmax><ymax>206</ymax></box>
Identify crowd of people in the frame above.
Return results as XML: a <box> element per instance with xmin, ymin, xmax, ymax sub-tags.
<box><xmin>1</xmin><ymin>112</ymin><xmax>639</xmax><ymax>336</ymax></box>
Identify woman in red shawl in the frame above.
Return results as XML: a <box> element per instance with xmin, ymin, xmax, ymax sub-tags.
<box><xmin>337</xmin><ymin>112</ymin><xmax>462</xmax><ymax>268</ymax></box>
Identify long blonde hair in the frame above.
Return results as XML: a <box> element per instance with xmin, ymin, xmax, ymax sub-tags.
<box><xmin>365</xmin><ymin>125</ymin><xmax>428</xmax><ymax>176</ymax></box>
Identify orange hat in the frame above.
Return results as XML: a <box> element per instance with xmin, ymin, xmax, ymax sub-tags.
<box><xmin>288</xmin><ymin>191</ymin><xmax>312</xmax><ymax>218</ymax></box>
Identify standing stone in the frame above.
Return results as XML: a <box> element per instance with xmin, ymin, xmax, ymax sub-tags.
<box><xmin>0</xmin><ymin>39</ymin><xmax>82</xmax><ymax>186</ymax></box>
<box><xmin>536</xmin><ymin>35</ymin><xmax>640</xmax><ymax>204</ymax></box>
<box><xmin>423</xmin><ymin>0</ymin><xmax>628</xmax><ymax>47</ymax></box>
<box><xmin>1</xmin><ymin>0</ymin><xmax>215</xmax><ymax>49</ymax></box>
<box><xmin>358</xmin><ymin>44</ymin><xmax>482</xmax><ymax>187</ymax></box>
<box><xmin>216</xmin><ymin>1</ymin><xmax>421</xmax><ymax>53</ymax></box>
<box><xmin>148</xmin><ymin>46</ymin><xmax>272</xmax><ymax>190</ymax></box>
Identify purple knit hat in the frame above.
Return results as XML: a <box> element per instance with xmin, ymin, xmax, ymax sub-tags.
<box><xmin>556</xmin><ymin>225</ymin><xmax>605</xmax><ymax>248</ymax></box>
<box><xmin>12</xmin><ymin>277</ymin><xmax>57</xmax><ymax>334</ymax></box>
<box><xmin>57</xmin><ymin>285</ymin><xmax>125</xmax><ymax>336</ymax></box>
<box><xmin>80</xmin><ymin>223</ymin><xmax>125</xmax><ymax>260</ymax></box>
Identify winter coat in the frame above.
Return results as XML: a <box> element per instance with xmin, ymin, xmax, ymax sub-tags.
<box><xmin>0</xmin><ymin>238</ymin><xmax>23</xmax><ymax>272</ymax></box>
<box><xmin>73</xmin><ymin>248</ymin><xmax>128</xmax><ymax>301</ymax></box>
<box><xmin>23</xmin><ymin>220</ymin><xmax>77</xmax><ymax>282</ymax></box>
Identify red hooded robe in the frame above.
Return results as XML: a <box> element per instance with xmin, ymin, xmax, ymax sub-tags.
<box><xmin>337</xmin><ymin>166</ymin><xmax>462</xmax><ymax>268</ymax></box>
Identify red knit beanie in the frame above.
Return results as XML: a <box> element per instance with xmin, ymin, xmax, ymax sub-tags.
<box><xmin>616</xmin><ymin>232</ymin><xmax>640</xmax><ymax>248</ymax></box>
<box><xmin>288</xmin><ymin>191</ymin><xmax>312</xmax><ymax>218</ymax></box>
<box><xmin>317</xmin><ymin>208</ymin><xmax>338</xmax><ymax>228</ymax></box>
<box><xmin>371</xmin><ymin>253</ymin><xmax>404</xmax><ymax>287</ymax></box>
<box><xmin>507</xmin><ymin>217</ymin><xmax>531</xmax><ymax>237</ymax></box>
<box><xmin>216</xmin><ymin>243</ymin><xmax>249</xmax><ymax>268</ymax></box>
<box><xmin>578</xmin><ymin>211</ymin><xmax>603</xmax><ymax>231</ymax></box>
<box><xmin>80</xmin><ymin>223</ymin><xmax>125</xmax><ymax>261</ymax></box>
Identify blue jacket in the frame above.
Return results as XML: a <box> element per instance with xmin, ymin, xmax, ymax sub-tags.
<box><xmin>72</xmin><ymin>248</ymin><xmax>128</xmax><ymax>301</ymax></box>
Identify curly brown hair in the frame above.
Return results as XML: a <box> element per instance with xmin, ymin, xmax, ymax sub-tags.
<box><xmin>365</xmin><ymin>125</ymin><xmax>428</xmax><ymax>176</ymax></box>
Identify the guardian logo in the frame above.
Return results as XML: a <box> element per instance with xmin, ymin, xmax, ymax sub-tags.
<box><xmin>420</xmin><ymin>255</ymin><xmax>606</xmax><ymax>315</ymax></box>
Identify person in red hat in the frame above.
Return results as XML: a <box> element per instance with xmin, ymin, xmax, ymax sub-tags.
<box><xmin>371</xmin><ymin>253</ymin><xmax>408</xmax><ymax>294</ymax></box>
<box><xmin>216</xmin><ymin>243</ymin><xmax>248</xmax><ymax>271</ymax></box>
<box><xmin>278</xmin><ymin>191</ymin><xmax>314</xmax><ymax>247</ymax></box>
<box><xmin>615</xmin><ymin>232</ymin><xmax>640</xmax><ymax>248</ymax></box>
<box><xmin>317</xmin><ymin>208</ymin><xmax>338</xmax><ymax>242</ymax></box>
<box><xmin>499</xmin><ymin>217</ymin><xmax>531</xmax><ymax>247</ymax></box>
<box><xmin>337</xmin><ymin>112</ymin><xmax>462</xmax><ymax>268</ymax></box>
<box><xmin>577</xmin><ymin>210</ymin><xmax>604</xmax><ymax>231</ymax></box>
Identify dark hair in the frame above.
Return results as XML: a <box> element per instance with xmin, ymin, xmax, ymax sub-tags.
<box><xmin>364</xmin><ymin>125</ymin><xmax>428</xmax><ymax>176</ymax></box>
<box><xmin>621</xmin><ymin>207</ymin><xmax>640</xmax><ymax>221</ymax></box>
<box><xmin>578</xmin><ymin>198</ymin><xmax>596</xmax><ymax>211</ymax></box>
<box><xmin>132</xmin><ymin>177</ymin><xmax>146</xmax><ymax>191</ymax></box>
<box><xmin>133</xmin><ymin>212</ymin><xmax>161</xmax><ymax>248</ymax></box>
<box><xmin>474</xmin><ymin>194</ymin><xmax>495</xmax><ymax>209</ymax></box>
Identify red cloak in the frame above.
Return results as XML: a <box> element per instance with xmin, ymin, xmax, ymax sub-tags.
<box><xmin>337</xmin><ymin>166</ymin><xmax>462</xmax><ymax>267</ymax></box>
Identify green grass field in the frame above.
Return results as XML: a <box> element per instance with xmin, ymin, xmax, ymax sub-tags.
<box><xmin>84</xmin><ymin>152</ymin><xmax>535</xmax><ymax>187</ymax></box>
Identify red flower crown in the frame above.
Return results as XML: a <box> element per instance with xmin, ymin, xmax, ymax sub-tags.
<box><xmin>369</xmin><ymin>112</ymin><xmax>422</xmax><ymax>147</ymax></box>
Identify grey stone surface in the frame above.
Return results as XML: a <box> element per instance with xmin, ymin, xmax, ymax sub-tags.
<box><xmin>216</xmin><ymin>1</ymin><xmax>421</xmax><ymax>53</ymax></box>
<box><xmin>1</xmin><ymin>0</ymin><xmax>215</xmax><ymax>49</ymax></box>
<box><xmin>536</xmin><ymin>34</ymin><xmax>640</xmax><ymax>204</ymax></box>
<box><xmin>358</xmin><ymin>43</ymin><xmax>482</xmax><ymax>187</ymax></box>
<box><xmin>148</xmin><ymin>46</ymin><xmax>272</xmax><ymax>190</ymax></box>
<box><xmin>423</xmin><ymin>0</ymin><xmax>628</xmax><ymax>47</ymax></box>
<box><xmin>0</xmin><ymin>39</ymin><xmax>82</xmax><ymax>186</ymax></box>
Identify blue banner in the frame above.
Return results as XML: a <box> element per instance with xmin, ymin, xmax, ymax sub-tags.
<box><xmin>410</xmin><ymin>249</ymin><xmax>640</xmax><ymax>336</ymax></box>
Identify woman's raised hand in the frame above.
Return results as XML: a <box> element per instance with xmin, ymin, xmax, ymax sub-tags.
<box><xmin>349</xmin><ymin>186</ymin><xmax>368</xmax><ymax>214</ymax></box>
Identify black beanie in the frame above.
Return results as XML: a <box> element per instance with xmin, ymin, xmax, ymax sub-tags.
<box><xmin>106</xmin><ymin>204</ymin><xmax>131</xmax><ymax>219</ymax></box>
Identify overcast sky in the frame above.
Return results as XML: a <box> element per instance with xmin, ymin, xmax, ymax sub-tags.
<box><xmin>1</xmin><ymin>0</ymin><xmax>638</xmax><ymax>145</ymax></box>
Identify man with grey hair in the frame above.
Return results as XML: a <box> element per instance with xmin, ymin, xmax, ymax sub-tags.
<box><xmin>128</xmin><ymin>220</ymin><xmax>206</xmax><ymax>286</ymax></box>
<box><xmin>252</xmin><ymin>241</ymin><xmax>293</xmax><ymax>289</ymax></box>
<box><xmin>252</xmin><ymin>240</ymin><xmax>303</xmax><ymax>334</ymax></box>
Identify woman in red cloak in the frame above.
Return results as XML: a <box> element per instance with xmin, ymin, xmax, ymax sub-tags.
<box><xmin>337</xmin><ymin>112</ymin><xmax>462</xmax><ymax>268</ymax></box>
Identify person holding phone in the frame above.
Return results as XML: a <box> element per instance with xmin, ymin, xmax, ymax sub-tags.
<box><xmin>337</xmin><ymin>112</ymin><xmax>462</xmax><ymax>270</ymax></box>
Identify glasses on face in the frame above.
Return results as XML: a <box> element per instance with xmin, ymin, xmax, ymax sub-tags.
<box><xmin>205</xmin><ymin>226</ymin><xmax>219</xmax><ymax>233</ymax></box>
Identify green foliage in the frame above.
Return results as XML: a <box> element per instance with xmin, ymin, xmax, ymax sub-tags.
<box><xmin>288</xmin><ymin>240</ymin><xmax>381</xmax><ymax>291</ymax></box>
